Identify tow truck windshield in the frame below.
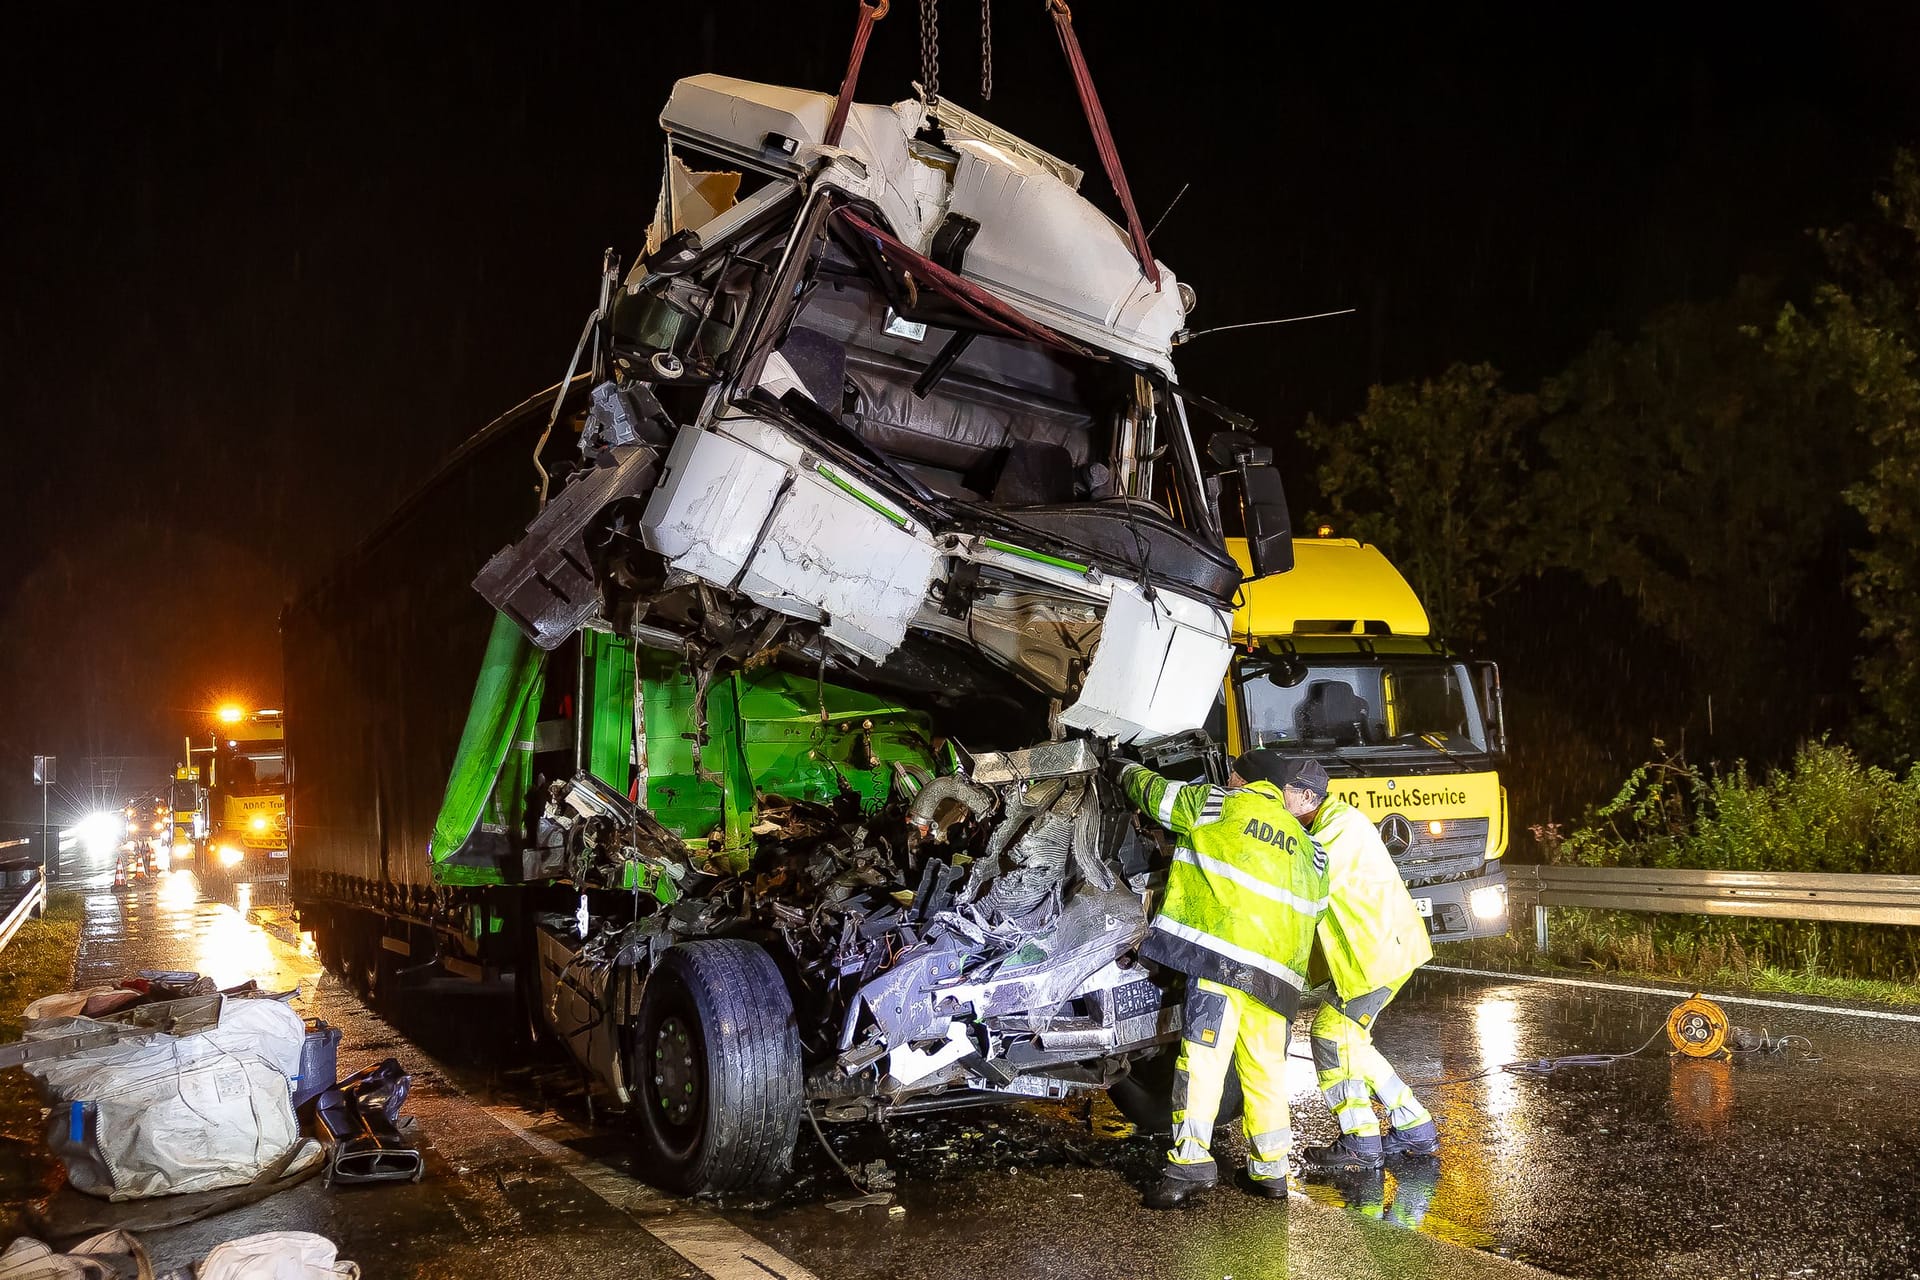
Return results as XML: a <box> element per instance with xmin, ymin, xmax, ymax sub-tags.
<box><xmin>1242</xmin><ymin>658</ymin><xmax>1491</xmax><ymax>755</ymax></box>
<box><xmin>222</xmin><ymin>742</ymin><xmax>287</xmax><ymax>794</ymax></box>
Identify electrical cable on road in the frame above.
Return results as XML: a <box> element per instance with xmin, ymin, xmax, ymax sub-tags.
<box><xmin>806</xmin><ymin>1103</ymin><xmax>873</xmax><ymax>1194</ymax></box>
<box><xmin>1394</xmin><ymin>995</ymin><xmax>1824</xmax><ymax>1090</ymax></box>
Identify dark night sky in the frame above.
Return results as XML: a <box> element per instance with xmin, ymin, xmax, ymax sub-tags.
<box><xmin>3</xmin><ymin>2</ymin><xmax>1918</xmax><ymax>813</ymax></box>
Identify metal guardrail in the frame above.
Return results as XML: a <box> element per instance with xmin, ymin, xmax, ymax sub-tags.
<box><xmin>0</xmin><ymin>879</ymin><xmax>47</xmax><ymax>956</ymax></box>
<box><xmin>1506</xmin><ymin>863</ymin><xmax>1920</xmax><ymax>952</ymax></box>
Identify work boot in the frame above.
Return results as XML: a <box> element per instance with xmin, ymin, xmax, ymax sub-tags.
<box><xmin>1382</xmin><ymin>1120</ymin><xmax>1440</xmax><ymax>1158</ymax></box>
<box><xmin>1143</xmin><ymin>1172</ymin><xmax>1214</xmax><ymax>1210</ymax></box>
<box><xmin>1300</xmin><ymin>1133</ymin><xmax>1386</xmax><ymax>1171</ymax></box>
<box><xmin>1237</xmin><ymin>1170</ymin><xmax>1300</xmax><ymax>1201</ymax></box>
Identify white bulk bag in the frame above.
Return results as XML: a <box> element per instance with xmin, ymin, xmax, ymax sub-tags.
<box><xmin>23</xmin><ymin>998</ymin><xmax>309</xmax><ymax>1199</ymax></box>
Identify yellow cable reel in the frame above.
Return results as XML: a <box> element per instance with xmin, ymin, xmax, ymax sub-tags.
<box><xmin>1666</xmin><ymin>995</ymin><xmax>1731</xmax><ymax>1059</ymax></box>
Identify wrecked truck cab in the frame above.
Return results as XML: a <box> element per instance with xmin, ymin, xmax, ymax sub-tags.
<box><xmin>486</xmin><ymin>75</ymin><xmax>1243</xmax><ymax>736</ymax></box>
<box><xmin>292</xmin><ymin>74</ymin><xmax>1283</xmax><ymax>1198</ymax></box>
<box><xmin>480</xmin><ymin>79</ymin><xmax>1258</xmax><ymax>1191</ymax></box>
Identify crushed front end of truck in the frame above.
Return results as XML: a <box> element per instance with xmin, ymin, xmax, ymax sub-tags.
<box><xmin>418</xmin><ymin>75</ymin><xmax>1293</xmax><ymax>1193</ymax></box>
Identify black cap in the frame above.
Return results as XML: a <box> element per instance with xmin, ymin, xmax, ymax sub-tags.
<box><xmin>1232</xmin><ymin>748</ymin><xmax>1290</xmax><ymax>789</ymax></box>
<box><xmin>1235</xmin><ymin>750</ymin><xmax>1329</xmax><ymax>797</ymax></box>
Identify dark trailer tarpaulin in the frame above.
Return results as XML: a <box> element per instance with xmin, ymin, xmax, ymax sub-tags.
<box><xmin>282</xmin><ymin>381</ymin><xmax>585</xmax><ymax>900</ymax></box>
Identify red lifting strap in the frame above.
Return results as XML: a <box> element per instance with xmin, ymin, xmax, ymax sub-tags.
<box><xmin>1047</xmin><ymin>1</ymin><xmax>1160</xmax><ymax>288</ymax></box>
<box><xmin>838</xmin><ymin>208</ymin><xmax>1092</xmax><ymax>357</ymax></box>
<box><xmin>827</xmin><ymin>0</ymin><xmax>890</xmax><ymax>147</ymax></box>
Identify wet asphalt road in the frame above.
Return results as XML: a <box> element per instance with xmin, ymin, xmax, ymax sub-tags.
<box><xmin>28</xmin><ymin>858</ymin><xmax>1920</xmax><ymax>1278</ymax></box>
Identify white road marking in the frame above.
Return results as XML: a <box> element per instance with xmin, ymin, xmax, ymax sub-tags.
<box><xmin>1427</xmin><ymin>964</ymin><xmax>1920</xmax><ymax>1025</ymax></box>
<box><xmin>482</xmin><ymin>1105</ymin><xmax>820</xmax><ymax>1280</ymax></box>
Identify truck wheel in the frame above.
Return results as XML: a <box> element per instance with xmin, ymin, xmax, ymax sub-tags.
<box><xmin>1109</xmin><ymin>1048</ymin><xmax>1244</xmax><ymax>1134</ymax></box>
<box><xmin>634</xmin><ymin>940</ymin><xmax>801</xmax><ymax>1195</ymax></box>
<box><xmin>344</xmin><ymin>920</ymin><xmax>380</xmax><ymax>1001</ymax></box>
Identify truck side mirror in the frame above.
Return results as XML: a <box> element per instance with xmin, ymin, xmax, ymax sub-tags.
<box><xmin>1476</xmin><ymin>660</ymin><xmax>1508</xmax><ymax>759</ymax></box>
<box><xmin>1206</xmin><ymin>432</ymin><xmax>1294</xmax><ymax>577</ymax></box>
<box><xmin>1239</xmin><ymin>459</ymin><xmax>1293</xmax><ymax>577</ymax></box>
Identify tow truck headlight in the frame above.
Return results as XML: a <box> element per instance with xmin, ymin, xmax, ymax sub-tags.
<box><xmin>218</xmin><ymin>844</ymin><xmax>245</xmax><ymax>867</ymax></box>
<box><xmin>1427</xmin><ymin>820</ymin><xmax>1445</xmax><ymax>837</ymax></box>
<box><xmin>1470</xmin><ymin>883</ymin><xmax>1508</xmax><ymax>921</ymax></box>
<box><xmin>250</xmin><ymin>816</ymin><xmax>269</xmax><ymax>833</ymax></box>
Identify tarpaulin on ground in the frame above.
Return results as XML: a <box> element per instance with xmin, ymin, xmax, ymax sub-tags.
<box><xmin>197</xmin><ymin>1232</ymin><xmax>360</xmax><ymax>1280</ymax></box>
<box><xmin>0</xmin><ymin>1230</ymin><xmax>359</xmax><ymax>1280</ymax></box>
<box><xmin>22</xmin><ymin>997</ymin><xmax>320</xmax><ymax>1200</ymax></box>
<box><xmin>428</xmin><ymin>610</ymin><xmax>547</xmax><ymax>862</ymax></box>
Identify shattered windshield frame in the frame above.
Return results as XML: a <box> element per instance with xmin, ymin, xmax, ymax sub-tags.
<box><xmin>605</xmin><ymin>156</ymin><xmax>1240</xmax><ymax>612</ymax></box>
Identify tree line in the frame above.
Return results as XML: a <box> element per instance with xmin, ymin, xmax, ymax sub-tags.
<box><xmin>1303</xmin><ymin>150</ymin><xmax>1920</xmax><ymax>776</ymax></box>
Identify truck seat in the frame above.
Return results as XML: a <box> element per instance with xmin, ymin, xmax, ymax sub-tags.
<box><xmin>1303</xmin><ymin>681</ymin><xmax>1369</xmax><ymax>746</ymax></box>
<box><xmin>843</xmin><ymin>349</ymin><xmax>1092</xmax><ymax>477</ymax></box>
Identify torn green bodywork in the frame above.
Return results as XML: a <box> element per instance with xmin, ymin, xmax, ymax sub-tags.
<box><xmin>641</xmin><ymin>649</ymin><xmax>934</xmax><ymax>873</ymax></box>
<box><xmin>433</xmin><ymin>631</ymin><xmax>934</xmax><ymax>885</ymax></box>
<box><xmin>428</xmin><ymin>611</ymin><xmax>547</xmax><ymax>882</ymax></box>
<box><xmin>584</xmin><ymin>629</ymin><xmax>637</xmax><ymax>794</ymax></box>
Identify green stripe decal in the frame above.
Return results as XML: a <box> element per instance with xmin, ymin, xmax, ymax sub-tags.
<box><xmin>815</xmin><ymin>465</ymin><xmax>909</xmax><ymax>527</ymax></box>
<box><xmin>982</xmin><ymin>538</ymin><xmax>1090</xmax><ymax>575</ymax></box>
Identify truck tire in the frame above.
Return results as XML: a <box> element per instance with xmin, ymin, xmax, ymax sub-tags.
<box><xmin>1109</xmin><ymin>1048</ymin><xmax>1245</xmax><ymax>1134</ymax></box>
<box><xmin>634</xmin><ymin>940</ymin><xmax>801</xmax><ymax>1195</ymax></box>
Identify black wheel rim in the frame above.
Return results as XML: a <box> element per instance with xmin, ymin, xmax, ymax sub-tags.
<box><xmin>653</xmin><ymin>1014</ymin><xmax>701</xmax><ymax>1127</ymax></box>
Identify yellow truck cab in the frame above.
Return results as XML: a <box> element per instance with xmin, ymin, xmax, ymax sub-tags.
<box><xmin>207</xmin><ymin>710</ymin><xmax>289</xmax><ymax>869</ymax></box>
<box><xmin>170</xmin><ymin>764</ymin><xmax>206</xmax><ymax>858</ymax></box>
<box><xmin>1222</xmin><ymin>537</ymin><xmax>1510</xmax><ymax>942</ymax></box>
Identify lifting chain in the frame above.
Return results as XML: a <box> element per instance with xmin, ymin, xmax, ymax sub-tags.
<box><xmin>979</xmin><ymin>0</ymin><xmax>993</xmax><ymax>100</ymax></box>
<box><xmin>919</xmin><ymin>0</ymin><xmax>942</xmax><ymax>107</ymax></box>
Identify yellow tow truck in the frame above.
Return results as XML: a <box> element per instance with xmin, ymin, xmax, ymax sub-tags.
<box><xmin>1220</xmin><ymin>536</ymin><xmax>1510</xmax><ymax>941</ymax></box>
<box><xmin>169</xmin><ymin>764</ymin><xmax>206</xmax><ymax>859</ymax></box>
<box><xmin>204</xmin><ymin>707</ymin><xmax>290</xmax><ymax>873</ymax></box>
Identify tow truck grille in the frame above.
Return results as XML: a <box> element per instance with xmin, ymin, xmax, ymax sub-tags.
<box><xmin>1391</xmin><ymin>818</ymin><xmax>1489</xmax><ymax>880</ymax></box>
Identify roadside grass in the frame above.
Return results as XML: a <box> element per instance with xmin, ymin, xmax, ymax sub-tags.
<box><xmin>1437</xmin><ymin>909</ymin><xmax>1920</xmax><ymax>1009</ymax></box>
<box><xmin>1458</xmin><ymin>741</ymin><xmax>1920</xmax><ymax>1008</ymax></box>
<box><xmin>0</xmin><ymin>890</ymin><xmax>84</xmax><ymax>1203</ymax></box>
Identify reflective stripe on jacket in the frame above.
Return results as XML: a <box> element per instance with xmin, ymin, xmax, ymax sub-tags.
<box><xmin>1117</xmin><ymin>763</ymin><xmax>1329</xmax><ymax>1018</ymax></box>
<box><xmin>1311</xmin><ymin>797</ymin><xmax>1434</xmax><ymax>998</ymax></box>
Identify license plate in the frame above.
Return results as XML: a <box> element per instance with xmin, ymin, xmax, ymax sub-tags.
<box><xmin>1412</xmin><ymin>897</ymin><xmax>1433</xmax><ymax>918</ymax></box>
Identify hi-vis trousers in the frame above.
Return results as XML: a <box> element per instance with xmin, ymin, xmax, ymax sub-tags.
<box><xmin>1310</xmin><ymin>980</ymin><xmax>1432</xmax><ymax>1138</ymax></box>
<box><xmin>1167</xmin><ymin>978</ymin><xmax>1294</xmax><ymax>1184</ymax></box>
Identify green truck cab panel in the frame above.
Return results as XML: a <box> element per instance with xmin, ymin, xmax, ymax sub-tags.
<box><xmin>642</xmin><ymin>648</ymin><xmax>933</xmax><ymax>871</ymax></box>
<box><xmin>434</xmin><ymin>629</ymin><xmax>936</xmax><ymax>885</ymax></box>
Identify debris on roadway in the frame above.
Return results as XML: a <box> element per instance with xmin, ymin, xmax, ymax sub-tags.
<box><xmin>314</xmin><ymin>1058</ymin><xmax>423</xmax><ymax>1186</ymax></box>
<box><xmin>2</xmin><ymin>970</ymin><xmax>417</xmax><ymax>1211</ymax></box>
<box><xmin>13</xmin><ymin>978</ymin><xmax>318</xmax><ymax>1201</ymax></box>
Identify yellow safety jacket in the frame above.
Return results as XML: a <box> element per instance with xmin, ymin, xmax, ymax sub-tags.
<box><xmin>1117</xmin><ymin>764</ymin><xmax>1330</xmax><ymax>1018</ymax></box>
<box><xmin>1310</xmin><ymin>797</ymin><xmax>1434</xmax><ymax>999</ymax></box>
